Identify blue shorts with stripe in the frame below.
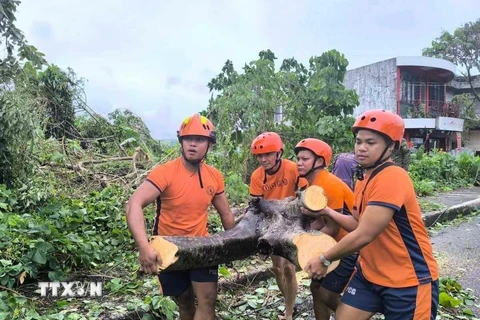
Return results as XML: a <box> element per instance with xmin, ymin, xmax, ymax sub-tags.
<box><xmin>341</xmin><ymin>264</ymin><xmax>439</xmax><ymax>320</ymax></box>
<box><xmin>312</xmin><ymin>252</ymin><xmax>358</xmax><ymax>293</ymax></box>
<box><xmin>158</xmin><ymin>265</ymin><xmax>218</xmax><ymax>297</ymax></box>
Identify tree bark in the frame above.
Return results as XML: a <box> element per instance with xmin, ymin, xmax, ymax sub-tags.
<box><xmin>149</xmin><ymin>189</ymin><xmax>340</xmax><ymax>274</ymax></box>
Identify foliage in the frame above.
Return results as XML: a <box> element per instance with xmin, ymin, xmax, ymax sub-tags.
<box><xmin>0</xmin><ymin>82</ymin><xmax>44</xmax><ymax>186</ymax></box>
<box><xmin>0</xmin><ymin>0</ymin><xmax>47</xmax><ymax>82</ymax></box>
<box><xmin>423</xmin><ymin>18</ymin><xmax>480</xmax><ymax>132</ymax></box>
<box><xmin>0</xmin><ymin>175</ymin><xmax>179</xmax><ymax>319</ymax></box>
<box><xmin>423</xmin><ymin>18</ymin><xmax>480</xmax><ymax>99</ymax></box>
<box><xmin>204</xmin><ymin>49</ymin><xmax>359</xmax><ymax>182</ymax></box>
<box><xmin>437</xmin><ymin>277</ymin><xmax>479</xmax><ymax>319</ymax></box>
<box><xmin>452</xmin><ymin>93</ymin><xmax>480</xmax><ymax>132</ymax></box>
<box><xmin>224</xmin><ymin>173</ymin><xmax>250</xmax><ymax>206</ymax></box>
<box><xmin>0</xmin><ymin>183</ymin><xmax>133</xmax><ymax>288</ymax></box>
<box><xmin>409</xmin><ymin>149</ymin><xmax>480</xmax><ymax>196</ymax></box>
<box><xmin>108</xmin><ymin>109</ymin><xmax>163</xmax><ymax>158</ymax></box>
<box><xmin>75</xmin><ymin>109</ymin><xmax>165</xmax><ymax>161</ymax></box>
<box><xmin>38</xmin><ymin>65</ymin><xmax>81</xmax><ymax>139</ymax></box>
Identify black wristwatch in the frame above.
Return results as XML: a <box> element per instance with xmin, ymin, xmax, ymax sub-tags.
<box><xmin>320</xmin><ymin>255</ymin><xmax>332</xmax><ymax>267</ymax></box>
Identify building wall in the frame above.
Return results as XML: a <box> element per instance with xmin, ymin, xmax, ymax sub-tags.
<box><xmin>344</xmin><ymin>58</ymin><xmax>397</xmax><ymax>116</ymax></box>
<box><xmin>464</xmin><ymin>130</ymin><xmax>480</xmax><ymax>152</ymax></box>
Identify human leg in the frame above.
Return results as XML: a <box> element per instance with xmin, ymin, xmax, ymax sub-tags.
<box><xmin>190</xmin><ymin>266</ymin><xmax>219</xmax><ymax>320</ymax></box>
<box><xmin>271</xmin><ymin>255</ymin><xmax>298</xmax><ymax>320</ymax></box>
<box><xmin>336</xmin><ymin>266</ymin><xmax>380</xmax><ymax>320</ymax></box>
<box><xmin>158</xmin><ymin>271</ymin><xmax>195</xmax><ymax>320</ymax></box>
<box><xmin>310</xmin><ymin>280</ymin><xmax>332</xmax><ymax>320</ymax></box>
<box><xmin>311</xmin><ymin>253</ymin><xmax>358</xmax><ymax>320</ymax></box>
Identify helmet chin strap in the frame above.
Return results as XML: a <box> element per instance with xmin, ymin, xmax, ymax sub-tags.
<box><xmin>299</xmin><ymin>156</ymin><xmax>325</xmax><ymax>178</ymax></box>
<box><xmin>180</xmin><ymin>140</ymin><xmax>212</xmax><ymax>189</ymax></box>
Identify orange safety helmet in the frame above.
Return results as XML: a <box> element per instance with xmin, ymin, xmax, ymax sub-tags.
<box><xmin>352</xmin><ymin>109</ymin><xmax>404</xmax><ymax>145</ymax></box>
<box><xmin>294</xmin><ymin>138</ymin><xmax>332</xmax><ymax>167</ymax></box>
<box><xmin>250</xmin><ymin>132</ymin><xmax>283</xmax><ymax>155</ymax></box>
<box><xmin>177</xmin><ymin>113</ymin><xmax>216</xmax><ymax>143</ymax></box>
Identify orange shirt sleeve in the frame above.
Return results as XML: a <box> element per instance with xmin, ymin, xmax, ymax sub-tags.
<box><xmin>146</xmin><ymin>165</ymin><xmax>170</xmax><ymax>192</ymax></box>
<box><xmin>366</xmin><ymin>169</ymin><xmax>409</xmax><ymax>212</ymax></box>
<box><xmin>249</xmin><ymin>168</ymin><xmax>264</xmax><ymax>197</ymax></box>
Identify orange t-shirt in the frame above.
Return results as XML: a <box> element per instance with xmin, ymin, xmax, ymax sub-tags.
<box><xmin>355</xmin><ymin>165</ymin><xmax>439</xmax><ymax>288</ymax></box>
<box><xmin>146</xmin><ymin>157</ymin><xmax>225</xmax><ymax>237</ymax></box>
<box><xmin>311</xmin><ymin>170</ymin><xmax>354</xmax><ymax>242</ymax></box>
<box><xmin>249</xmin><ymin>159</ymin><xmax>307</xmax><ymax>200</ymax></box>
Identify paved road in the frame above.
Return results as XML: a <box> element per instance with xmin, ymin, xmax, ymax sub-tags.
<box><xmin>422</xmin><ymin>186</ymin><xmax>480</xmax><ymax>209</ymax></box>
<box><xmin>431</xmin><ymin>214</ymin><xmax>480</xmax><ymax>316</ymax></box>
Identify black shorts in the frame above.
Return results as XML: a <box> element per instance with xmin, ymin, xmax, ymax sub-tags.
<box><xmin>312</xmin><ymin>253</ymin><xmax>358</xmax><ymax>294</ymax></box>
<box><xmin>158</xmin><ymin>265</ymin><xmax>218</xmax><ymax>297</ymax></box>
<box><xmin>341</xmin><ymin>264</ymin><xmax>439</xmax><ymax>319</ymax></box>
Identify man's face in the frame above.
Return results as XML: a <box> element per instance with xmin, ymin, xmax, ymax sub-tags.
<box><xmin>182</xmin><ymin>136</ymin><xmax>210</xmax><ymax>161</ymax></box>
<box><xmin>296</xmin><ymin>150</ymin><xmax>322</xmax><ymax>176</ymax></box>
<box><xmin>255</xmin><ymin>152</ymin><xmax>278</xmax><ymax>171</ymax></box>
<box><xmin>354</xmin><ymin>129</ymin><xmax>393</xmax><ymax>167</ymax></box>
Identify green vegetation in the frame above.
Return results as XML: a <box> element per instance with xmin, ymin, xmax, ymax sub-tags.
<box><xmin>409</xmin><ymin>148</ymin><xmax>480</xmax><ymax>196</ymax></box>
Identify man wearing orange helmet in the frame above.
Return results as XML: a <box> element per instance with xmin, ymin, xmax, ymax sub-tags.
<box><xmin>250</xmin><ymin>132</ymin><xmax>306</xmax><ymax>320</ymax></box>
<box><xmin>126</xmin><ymin>113</ymin><xmax>235</xmax><ymax>320</ymax></box>
<box><xmin>294</xmin><ymin>138</ymin><xmax>358</xmax><ymax>320</ymax></box>
<box><xmin>304</xmin><ymin>110</ymin><xmax>439</xmax><ymax>320</ymax></box>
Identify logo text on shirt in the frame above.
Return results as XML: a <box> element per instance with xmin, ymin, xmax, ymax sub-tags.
<box><xmin>262</xmin><ymin>178</ymin><xmax>289</xmax><ymax>192</ymax></box>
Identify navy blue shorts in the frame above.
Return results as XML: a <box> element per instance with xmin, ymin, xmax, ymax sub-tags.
<box><xmin>341</xmin><ymin>265</ymin><xmax>439</xmax><ymax>320</ymax></box>
<box><xmin>158</xmin><ymin>265</ymin><xmax>218</xmax><ymax>297</ymax></box>
<box><xmin>312</xmin><ymin>253</ymin><xmax>358</xmax><ymax>293</ymax></box>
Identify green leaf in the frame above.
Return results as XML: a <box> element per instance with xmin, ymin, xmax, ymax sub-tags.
<box><xmin>465</xmin><ymin>299</ymin><xmax>475</xmax><ymax>306</ymax></box>
<box><xmin>32</xmin><ymin>249</ymin><xmax>47</xmax><ymax>264</ymax></box>
<box><xmin>462</xmin><ymin>308</ymin><xmax>474</xmax><ymax>316</ymax></box>
<box><xmin>218</xmin><ymin>266</ymin><xmax>231</xmax><ymax>278</ymax></box>
<box><xmin>56</xmin><ymin>300</ymin><xmax>68</xmax><ymax>308</ymax></box>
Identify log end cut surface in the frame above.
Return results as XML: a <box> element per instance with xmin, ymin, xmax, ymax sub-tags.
<box><xmin>149</xmin><ymin>236</ymin><xmax>179</xmax><ymax>272</ymax></box>
<box><xmin>301</xmin><ymin>185</ymin><xmax>328</xmax><ymax>212</ymax></box>
<box><xmin>293</xmin><ymin>232</ymin><xmax>340</xmax><ymax>274</ymax></box>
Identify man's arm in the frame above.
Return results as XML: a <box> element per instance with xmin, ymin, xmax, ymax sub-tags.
<box><xmin>212</xmin><ymin>192</ymin><xmax>235</xmax><ymax>230</ymax></box>
<box><xmin>319</xmin><ymin>215</ymin><xmax>340</xmax><ymax>238</ymax></box>
<box><xmin>304</xmin><ymin>205</ymin><xmax>394</xmax><ymax>278</ymax></box>
<box><xmin>125</xmin><ymin>181</ymin><xmax>161</xmax><ymax>274</ymax></box>
<box><xmin>319</xmin><ymin>206</ymin><xmax>359</xmax><ymax>232</ymax></box>
<box><xmin>323</xmin><ymin>205</ymin><xmax>395</xmax><ymax>261</ymax></box>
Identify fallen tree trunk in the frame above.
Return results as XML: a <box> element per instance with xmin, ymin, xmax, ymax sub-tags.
<box><xmin>149</xmin><ymin>186</ymin><xmax>340</xmax><ymax>274</ymax></box>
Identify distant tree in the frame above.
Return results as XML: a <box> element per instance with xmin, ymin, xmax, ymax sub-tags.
<box><xmin>0</xmin><ymin>1</ymin><xmax>47</xmax><ymax>186</ymax></box>
<box><xmin>204</xmin><ymin>49</ymin><xmax>359</xmax><ymax>179</ymax></box>
<box><xmin>39</xmin><ymin>65</ymin><xmax>82</xmax><ymax>138</ymax></box>
<box><xmin>423</xmin><ymin>18</ymin><xmax>480</xmax><ymax>129</ymax></box>
<box><xmin>0</xmin><ymin>0</ymin><xmax>47</xmax><ymax>82</ymax></box>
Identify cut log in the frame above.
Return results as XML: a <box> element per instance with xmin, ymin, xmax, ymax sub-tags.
<box><xmin>299</xmin><ymin>185</ymin><xmax>328</xmax><ymax>211</ymax></box>
<box><xmin>148</xmin><ymin>187</ymin><xmax>339</xmax><ymax>274</ymax></box>
<box><xmin>149</xmin><ymin>200</ymin><xmax>265</xmax><ymax>273</ymax></box>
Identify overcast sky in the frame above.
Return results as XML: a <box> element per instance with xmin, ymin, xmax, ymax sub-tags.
<box><xmin>15</xmin><ymin>0</ymin><xmax>480</xmax><ymax>139</ymax></box>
